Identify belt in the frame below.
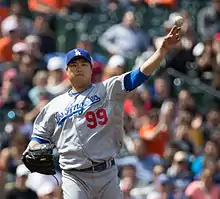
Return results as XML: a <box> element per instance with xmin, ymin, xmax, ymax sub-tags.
<box><xmin>71</xmin><ymin>159</ymin><xmax>115</xmax><ymax>172</ymax></box>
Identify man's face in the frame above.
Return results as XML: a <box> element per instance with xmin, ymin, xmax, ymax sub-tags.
<box><xmin>122</xmin><ymin>11</ymin><xmax>136</xmax><ymax>28</ymax></box>
<box><xmin>10</xmin><ymin>3</ymin><xmax>23</xmax><ymax>17</ymax></box>
<box><xmin>66</xmin><ymin>57</ymin><xmax>92</xmax><ymax>89</ymax></box>
<box><xmin>16</xmin><ymin>175</ymin><xmax>28</xmax><ymax>187</ymax></box>
<box><xmin>207</xmin><ymin>110</ymin><xmax>220</xmax><ymax>126</ymax></box>
<box><xmin>204</xmin><ymin>141</ymin><xmax>218</xmax><ymax>157</ymax></box>
<box><xmin>174</xmin><ymin>159</ymin><xmax>187</xmax><ymax>172</ymax></box>
<box><xmin>154</xmin><ymin>78</ymin><xmax>169</xmax><ymax>98</ymax></box>
<box><xmin>13</xmin><ymin>51</ymin><xmax>26</xmax><ymax>62</ymax></box>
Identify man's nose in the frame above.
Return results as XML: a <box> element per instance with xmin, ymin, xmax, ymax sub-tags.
<box><xmin>76</xmin><ymin>67</ymin><xmax>82</xmax><ymax>72</ymax></box>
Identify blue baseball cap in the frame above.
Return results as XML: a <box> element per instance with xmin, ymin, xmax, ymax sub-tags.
<box><xmin>65</xmin><ymin>48</ymin><xmax>93</xmax><ymax>67</ymax></box>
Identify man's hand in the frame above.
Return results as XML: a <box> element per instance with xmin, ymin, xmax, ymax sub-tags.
<box><xmin>161</xmin><ymin>25</ymin><xmax>181</xmax><ymax>53</ymax></box>
<box><xmin>140</xmin><ymin>25</ymin><xmax>182</xmax><ymax>76</ymax></box>
<box><xmin>21</xmin><ymin>143</ymin><xmax>56</xmax><ymax>175</ymax></box>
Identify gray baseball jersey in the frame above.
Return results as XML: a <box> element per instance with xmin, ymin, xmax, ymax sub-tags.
<box><xmin>32</xmin><ymin>74</ymin><xmax>128</xmax><ymax>170</ymax></box>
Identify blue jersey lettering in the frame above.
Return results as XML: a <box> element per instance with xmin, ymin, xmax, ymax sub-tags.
<box><xmin>55</xmin><ymin>95</ymin><xmax>101</xmax><ymax>126</ymax></box>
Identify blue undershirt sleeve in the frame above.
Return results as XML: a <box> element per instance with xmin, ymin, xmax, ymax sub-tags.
<box><xmin>31</xmin><ymin>137</ymin><xmax>49</xmax><ymax>144</ymax></box>
<box><xmin>124</xmin><ymin>67</ymin><xmax>150</xmax><ymax>91</ymax></box>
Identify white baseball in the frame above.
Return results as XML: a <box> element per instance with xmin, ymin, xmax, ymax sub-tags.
<box><xmin>174</xmin><ymin>16</ymin><xmax>184</xmax><ymax>27</ymax></box>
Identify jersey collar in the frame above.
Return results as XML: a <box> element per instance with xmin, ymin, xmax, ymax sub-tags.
<box><xmin>68</xmin><ymin>84</ymin><xmax>93</xmax><ymax>97</ymax></box>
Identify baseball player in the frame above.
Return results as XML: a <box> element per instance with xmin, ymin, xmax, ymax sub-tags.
<box><xmin>22</xmin><ymin>25</ymin><xmax>181</xmax><ymax>199</ymax></box>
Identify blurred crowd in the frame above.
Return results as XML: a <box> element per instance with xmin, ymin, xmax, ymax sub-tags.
<box><xmin>1</xmin><ymin>0</ymin><xmax>220</xmax><ymax>199</ymax></box>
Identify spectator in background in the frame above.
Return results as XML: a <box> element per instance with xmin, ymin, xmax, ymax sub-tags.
<box><xmin>14</xmin><ymin>101</ymin><xmax>33</xmax><ymax>137</ymax></box>
<box><xmin>25</xmin><ymin>92</ymin><xmax>50</xmax><ymax>123</ymax></box>
<box><xmin>99</xmin><ymin>11</ymin><xmax>150</xmax><ymax>59</ymax></box>
<box><xmin>190</xmin><ymin>115</ymin><xmax>204</xmax><ymax>155</ymax></box>
<box><xmin>4</xmin><ymin>164</ymin><xmax>37</xmax><ymax>199</ymax></box>
<box><xmin>124</xmin><ymin>92</ymin><xmax>148</xmax><ymax>121</ymax></box>
<box><xmin>174</xmin><ymin>124</ymin><xmax>194</xmax><ymax>154</ymax></box>
<box><xmin>159</xmin><ymin>99</ymin><xmax>175</xmax><ymax>131</ymax></box>
<box><xmin>33</xmin><ymin>14</ymin><xmax>56</xmax><ymax>54</ymax></box>
<box><xmin>191</xmin><ymin>139</ymin><xmax>219</xmax><ymax>177</ymax></box>
<box><xmin>139</xmin><ymin>109</ymin><xmax>169</xmax><ymax>157</ymax></box>
<box><xmin>102</xmin><ymin>55</ymin><xmax>125</xmax><ymax>81</ymax></box>
<box><xmin>144</xmin><ymin>164</ymin><xmax>165</xmax><ymax>194</ymax></box>
<box><xmin>163</xmin><ymin>140</ymin><xmax>192</xmax><ymax>168</ymax></box>
<box><xmin>17</xmin><ymin>55</ymin><xmax>37</xmax><ymax>98</ymax></box>
<box><xmin>191</xmin><ymin>42</ymin><xmax>213</xmax><ymax>84</ymax></box>
<box><xmin>197</xmin><ymin>0</ymin><xmax>220</xmax><ymax>40</ymax></box>
<box><xmin>104</xmin><ymin>0</ymin><xmax>122</xmax><ymax>12</ymax></box>
<box><xmin>0</xmin><ymin>68</ymin><xmax>19</xmax><ymax>108</ymax></box>
<box><xmin>46</xmin><ymin>56</ymin><xmax>69</xmax><ymax>97</ymax></box>
<box><xmin>132</xmin><ymin>138</ymin><xmax>162</xmax><ymax>184</ymax></box>
<box><xmin>202</xmin><ymin>108</ymin><xmax>220</xmax><ymax>141</ymax></box>
<box><xmin>28</xmin><ymin>70</ymin><xmax>50</xmax><ymax>106</ymax></box>
<box><xmin>167</xmin><ymin>151</ymin><xmax>192</xmax><ymax>195</ymax></box>
<box><xmin>0</xmin><ymin>15</ymin><xmax>21</xmax><ymax>62</ymax></box>
<box><xmin>177</xmin><ymin>90</ymin><xmax>195</xmax><ymax>113</ymax></box>
<box><xmin>9</xmin><ymin>2</ymin><xmax>34</xmax><ymax>38</ymax></box>
<box><xmin>0</xmin><ymin>134</ymin><xmax>29</xmax><ymax>182</ymax></box>
<box><xmin>120</xmin><ymin>164</ymin><xmax>138</xmax><ymax>199</ymax></box>
<box><xmin>146</xmin><ymin>174</ymin><xmax>174</xmax><ymax>199</ymax></box>
<box><xmin>25</xmin><ymin>35</ymin><xmax>46</xmax><ymax>70</ymax></box>
<box><xmin>28</xmin><ymin>0</ymin><xmax>71</xmax><ymax>14</ymax></box>
<box><xmin>185</xmin><ymin>168</ymin><xmax>220</xmax><ymax>199</ymax></box>
<box><xmin>151</xmin><ymin>76</ymin><xmax>171</xmax><ymax>108</ymax></box>
<box><xmin>12</xmin><ymin>41</ymin><xmax>29</xmax><ymax>65</ymax></box>
<box><xmin>174</xmin><ymin>110</ymin><xmax>192</xmax><ymax>129</ymax></box>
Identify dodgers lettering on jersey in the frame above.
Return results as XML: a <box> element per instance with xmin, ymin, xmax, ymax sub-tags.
<box><xmin>32</xmin><ymin>74</ymin><xmax>127</xmax><ymax>170</ymax></box>
<box><xmin>55</xmin><ymin>95</ymin><xmax>101</xmax><ymax>126</ymax></box>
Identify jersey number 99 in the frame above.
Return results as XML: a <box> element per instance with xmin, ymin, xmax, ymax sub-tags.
<box><xmin>85</xmin><ymin>108</ymin><xmax>108</xmax><ymax>129</ymax></box>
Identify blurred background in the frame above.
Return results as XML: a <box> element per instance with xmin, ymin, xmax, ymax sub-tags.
<box><xmin>1</xmin><ymin>0</ymin><xmax>220</xmax><ymax>198</ymax></box>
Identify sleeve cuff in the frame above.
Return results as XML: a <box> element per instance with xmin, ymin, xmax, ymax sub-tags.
<box><xmin>31</xmin><ymin>137</ymin><xmax>49</xmax><ymax>144</ymax></box>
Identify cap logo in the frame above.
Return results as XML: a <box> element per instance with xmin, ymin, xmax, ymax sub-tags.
<box><xmin>75</xmin><ymin>49</ymin><xmax>81</xmax><ymax>56</ymax></box>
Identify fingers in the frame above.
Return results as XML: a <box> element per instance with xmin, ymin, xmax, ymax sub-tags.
<box><xmin>167</xmin><ymin>25</ymin><xmax>181</xmax><ymax>42</ymax></box>
<box><xmin>175</xmin><ymin>33</ymin><xmax>181</xmax><ymax>41</ymax></box>
<box><xmin>168</xmin><ymin>25</ymin><xmax>181</xmax><ymax>36</ymax></box>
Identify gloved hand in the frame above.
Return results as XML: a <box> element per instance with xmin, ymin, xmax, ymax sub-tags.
<box><xmin>21</xmin><ymin>143</ymin><xmax>56</xmax><ymax>175</ymax></box>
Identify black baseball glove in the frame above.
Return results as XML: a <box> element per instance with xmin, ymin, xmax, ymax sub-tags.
<box><xmin>21</xmin><ymin>143</ymin><xmax>56</xmax><ymax>175</ymax></box>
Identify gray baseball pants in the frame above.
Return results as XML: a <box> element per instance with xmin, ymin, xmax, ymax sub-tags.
<box><xmin>61</xmin><ymin>165</ymin><xmax>123</xmax><ymax>199</ymax></box>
